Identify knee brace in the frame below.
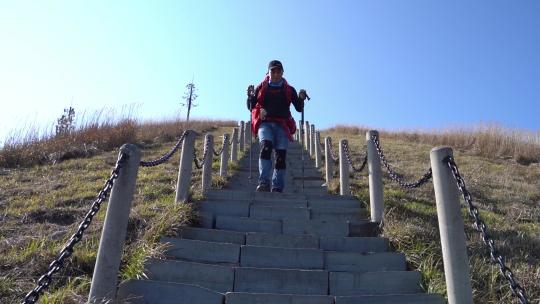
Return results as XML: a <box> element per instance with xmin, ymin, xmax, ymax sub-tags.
<box><xmin>275</xmin><ymin>149</ymin><xmax>287</xmax><ymax>169</ymax></box>
<box><xmin>260</xmin><ymin>140</ymin><xmax>273</xmax><ymax>160</ymax></box>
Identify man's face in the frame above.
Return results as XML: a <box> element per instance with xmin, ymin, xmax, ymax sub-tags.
<box><xmin>269</xmin><ymin>68</ymin><xmax>283</xmax><ymax>83</ymax></box>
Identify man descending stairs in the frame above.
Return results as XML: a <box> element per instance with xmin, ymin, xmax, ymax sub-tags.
<box><xmin>117</xmin><ymin>141</ymin><xmax>445</xmax><ymax>304</ymax></box>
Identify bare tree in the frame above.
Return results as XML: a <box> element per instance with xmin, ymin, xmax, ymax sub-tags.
<box><xmin>181</xmin><ymin>80</ymin><xmax>198</xmax><ymax>128</ymax></box>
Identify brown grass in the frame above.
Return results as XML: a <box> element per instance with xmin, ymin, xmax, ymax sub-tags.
<box><xmin>0</xmin><ymin>114</ymin><xmax>236</xmax><ymax>168</ymax></box>
<box><xmin>327</xmin><ymin>123</ymin><xmax>540</xmax><ymax>165</ymax></box>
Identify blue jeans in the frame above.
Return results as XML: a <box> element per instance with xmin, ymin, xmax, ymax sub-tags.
<box><xmin>258</xmin><ymin>122</ymin><xmax>289</xmax><ymax>190</ymax></box>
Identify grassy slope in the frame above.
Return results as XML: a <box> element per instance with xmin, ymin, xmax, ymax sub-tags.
<box><xmin>0</xmin><ymin>126</ymin><xmax>538</xmax><ymax>303</ymax></box>
<box><xmin>0</xmin><ymin>125</ymin><xmax>241</xmax><ymax>304</ymax></box>
<box><xmin>321</xmin><ymin>129</ymin><xmax>539</xmax><ymax>303</ymax></box>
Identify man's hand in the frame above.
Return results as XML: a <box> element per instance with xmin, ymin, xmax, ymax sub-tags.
<box><xmin>299</xmin><ymin>89</ymin><xmax>307</xmax><ymax>101</ymax></box>
<box><xmin>260</xmin><ymin>108</ymin><xmax>267</xmax><ymax>120</ymax></box>
<box><xmin>247</xmin><ymin>85</ymin><xmax>255</xmax><ymax>98</ymax></box>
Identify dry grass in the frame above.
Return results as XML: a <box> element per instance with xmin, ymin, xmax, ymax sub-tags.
<box><xmin>0</xmin><ymin>113</ymin><xmax>236</xmax><ymax>168</ymax></box>
<box><xmin>327</xmin><ymin>123</ymin><xmax>540</xmax><ymax>165</ymax></box>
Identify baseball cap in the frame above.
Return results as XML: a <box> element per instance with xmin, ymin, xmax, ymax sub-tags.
<box><xmin>268</xmin><ymin>60</ymin><xmax>283</xmax><ymax>70</ymax></box>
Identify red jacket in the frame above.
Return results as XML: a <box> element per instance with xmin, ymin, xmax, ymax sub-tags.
<box><xmin>249</xmin><ymin>76</ymin><xmax>302</xmax><ymax>140</ymax></box>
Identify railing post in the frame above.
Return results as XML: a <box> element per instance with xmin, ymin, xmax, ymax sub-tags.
<box><xmin>88</xmin><ymin>144</ymin><xmax>140</xmax><ymax>303</ymax></box>
<box><xmin>310</xmin><ymin>124</ymin><xmax>316</xmax><ymax>157</ymax></box>
<box><xmin>314</xmin><ymin>131</ymin><xmax>322</xmax><ymax>168</ymax></box>
<box><xmin>339</xmin><ymin>139</ymin><xmax>350</xmax><ymax>195</ymax></box>
<box><xmin>175</xmin><ymin>130</ymin><xmax>196</xmax><ymax>203</ymax></box>
<box><xmin>231</xmin><ymin>127</ymin><xmax>239</xmax><ymax>161</ymax></box>
<box><xmin>366</xmin><ymin>130</ymin><xmax>384</xmax><ymax>222</ymax></box>
<box><xmin>430</xmin><ymin>147</ymin><xmax>473</xmax><ymax>304</ymax></box>
<box><xmin>304</xmin><ymin>121</ymin><xmax>310</xmax><ymax>151</ymax></box>
<box><xmin>239</xmin><ymin>121</ymin><xmax>245</xmax><ymax>152</ymax></box>
<box><xmin>324</xmin><ymin>137</ymin><xmax>333</xmax><ymax>186</ymax></box>
<box><xmin>201</xmin><ymin>133</ymin><xmax>213</xmax><ymax>192</ymax></box>
<box><xmin>220</xmin><ymin>134</ymin><xmax>230</xmax><ymax>176</ymax></box>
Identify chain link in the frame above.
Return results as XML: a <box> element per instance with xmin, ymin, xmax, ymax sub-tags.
<box><xmin>445</xmin><ymin>156</ymin><xmax>528</xmax><ymax>304</ymax></box>
<box><xmin>371</xmin><ymin>134</ymin><xmax>432</xmax><ymax>188</ymax></box>
<box><xmin>327</xmin><ymin>138</ymin><xmax>340</xmax><ymax>162</ymax></box>
<box><xmin>22</xmin><ymin>152</ymin><xmax>128</xmax><ymax>304</ymax></box>
<box><xmin>342</xmin><ymin>141</ymin><xmax>368</xmax><ymax>172</ymax></box>
<box><xmin>140</xmin><ymin>131</ymin><xmax>188</xmax><ymax>167</ymax></box>
<box><xmin>212</xmin><ymin>135</ymin><xmax>229</xmax><ymax>156</ymax></box>
<box><xmin>193</xmin><ymin>138</ymin><xmax>211</xmax><ymax>169</ymax></box>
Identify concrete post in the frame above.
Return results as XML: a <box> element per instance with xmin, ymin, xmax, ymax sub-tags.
<box><xmin>175</xmin><ymin>130</ymin><xmax>196</xmax><ymax>203</ymax></box>
<box><xmin>88</xmin><ymin>144</ymin><xmax>141</xmax><ymax>303</ymax></box>
<box><xmin>310</xmin><ymin>124</ymin><xmax>316</xmax><ymax>157</ymax></box>
<box><xmin>324</xmin><ymin>137</ymin><xmax>333</xmax><ymax>186</ymax></box>
<box><xmin>304</xmin><ymin>121</ymin><xmax>310</xmax><ymax>151</ymax></box>
<box><xmin>339</xmin><ymin>139</ymin><xmax>350</xmax><ymax>196</ymax></box>
<box><xmin>314</xmin><ymin>131</ymin><xmax>322</xmax><ymax>168</ymax></box>
<box><xmin>231</xmin><ymin>127</ymin><xmax>239</xmax><ymax>162</ymax></box>
<box><xmin>239</xmin><ymin>121</ymin><xmax>245</xmax><ymax>152</ymax></box>
<box><xmin>430</xmin><ymin>147</ymin><xmax>473</xmax><ymax>304</ymax></box>
<box><xmin>201</xmin><ymin>134</ymin><xmax>214</xmax><ymax>192</ymax></box>
<box><xmin>220</xmin><ymin>134</ymin><xmax>230</xmax><ymax>177</ymax></box>
<box><xmin>366</xmin><ymin>130</ymin><xmax>384</xmax><ymax>223</ymax></box>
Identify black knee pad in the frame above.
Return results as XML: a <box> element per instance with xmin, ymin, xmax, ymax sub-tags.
<box><xmin>275</xmin><ymin>149</ymin><xmax>287</xmax><ymax>169</ymax></box>
<box><xmin>260</xmin><ymin>140</ymin><xmax>273</xmax><ymax>160</ymax></box>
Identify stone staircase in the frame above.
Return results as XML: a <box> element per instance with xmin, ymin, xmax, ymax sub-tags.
<box><xmin>117</xmin><ymin>142</ymin><xmax>445</xmax><ymax>303</ymax></box>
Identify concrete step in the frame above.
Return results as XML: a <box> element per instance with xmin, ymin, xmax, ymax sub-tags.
<box><xmin>246</xmin><ymin>232</ymin><xmax>319</xmax><ymax>249</ymax></box>
<box><xmin>234</xmin><ymin>267</ymin><xmax>328</xmax><ymax>295</ymax></box>
<box><xmin>251</xmin><ymin>198</ymin><xmax>308</xmax><ymax>208</ymax></box>
<box><xmin>240</xmin><ymin>245</ymin><xmax>324</xmax><ymax>270</ymax></box>
<box><xmin>216</xmin><ymin>215</ymin><xmax>282</xmax><ymax>234</ymax></box>
<box><xmin>310</xmin><ymin>207</ymin><xmax>368</xmax><ymax>221</ymax></box>
<box><xmin>144</xmin><ymin>258</ymin><xmax>234</xmax><ymax>292</ymax></box>
<box><xmin>226</xmin><ymin>292</ymin><xmax>334</xmax><ymax>304</ymax></box>
<box><xmin>349</xmin><ymin>222</ymin><xmax>380</xmax><ymax>237</ymax></box>
<box><xmin>283</xmin><ymin>219</ymin><xmax>353</xmax><ymax>237</ymax></box>
<box><xmin>194</xmin><ymin>211</ymin><xmax>215</xmax><ymax>228</ymax></box>
<box><xmin>324</xmin><ymin>252</ymin><xmax>406</xmax><ymax>272</ymax></box>
<box><xmin>335</xmin><ymin>293</ymin><xmax>445</xmax><ymax>304</ymax></box>
<box><xmin>250</xmin><ymin>205</ymin><xmax>310</xmax><ymax>221</ymax></box>
<box><xmin>177</xmin><ymin>226</ymin><xmax>246</xmax><ymax>244</ymax></box>
<box><xmin>320</xmin><ymin>236</ymin><xmax>389</xmax><ymax>252</ymax></box>
<box><xmin>330</xmin><ymin>271</ymin><xmax>424</xmax><ymax>296</ymax></box>
<box><xmin>293</xmin><ymin>180</ymin><xmax>325</xmax><ymax>187</ymax></box>
<box><xmin>308</xmin><ymin>199</ymin><xmax>361</xmax><ymax>209</ymax></box>
<box><xmin>117</xmin><ymin>279</ymin><xmax>224</xmax><ymax>304</ymax></box>
<box><xmin>161</xmin><ymin>237</ymin><xmax>240</xmax><ymax>264</ymax></box>
<box><xmin>196</xmin><ymin>200</ymin><xmax>250</xmax><ymax>217</ymax></box>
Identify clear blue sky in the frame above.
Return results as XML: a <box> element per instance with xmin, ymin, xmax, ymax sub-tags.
<box><xmin>1</xmin><ymin>0</ymin><xmax>539</xmax><ymax>143</ymax></box>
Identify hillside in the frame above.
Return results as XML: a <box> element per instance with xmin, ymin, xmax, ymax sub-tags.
<box><xmin>0</xmin><ymin>121</ymin><xmax>538</xmax><ymax>303</ymax></box>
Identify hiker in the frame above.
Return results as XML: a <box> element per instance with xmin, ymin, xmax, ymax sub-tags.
<box><xmin>246</xmin><ymin>60</ymin><xmax>307</xmax><ymax>192</ymax></box>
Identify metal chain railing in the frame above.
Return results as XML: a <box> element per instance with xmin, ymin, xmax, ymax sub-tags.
<box><xmin>212</xmin><ymin>134</ymin><xmax>229</xmax><ymax>156</ymax></box>
<box><xmin>327</xmin><ymin>137</ymin><xmax>340</xmax><ymax>162</ymax></box>
<box><xmin>371</xmin><ymin>134</ymin><xmax>432</xmax><ymax>189</ymax></box>
<box><xmin>193</xmin><ymin>138</ymin><xmax>211</xmax><ymax>170</ymax></box>
<box><xmin>22</xmin><ymin>152</ymin><xmax>128</xmax><ymax>304</ymax></box>
<box><xmin>140</xmin><ymin>131</ymin><xmax>188</xmax><ymax>167</ymax></box>
<box><xmin>342</xmin><ymin>140</ymin><xmax>368</xmax><ymax>172</ymax></box>
<box><xmin>445</xmin><ymin>156</ymin><xmax>528</xmax><ymax>304</ymax></box>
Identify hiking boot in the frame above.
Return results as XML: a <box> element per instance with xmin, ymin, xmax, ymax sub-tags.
<box><xmin>256</xmin><ymin>184</ymin><xmax>270</xmax><ymax>192</ymax></box>
<box><xmin>271</xmin><ymin>188</ymin><xmax>283</xmax><ymax>193</ymax></box>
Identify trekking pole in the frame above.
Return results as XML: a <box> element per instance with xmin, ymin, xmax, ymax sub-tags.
<box><xmin>248</xmin><ymin>85</ymin><xmax>255</xmax><ymax>180</ymax></box>
<box><xmin>301</xmin><ymin>92</ymin><xmax>311</xmax><ymax>191</ymax></box>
